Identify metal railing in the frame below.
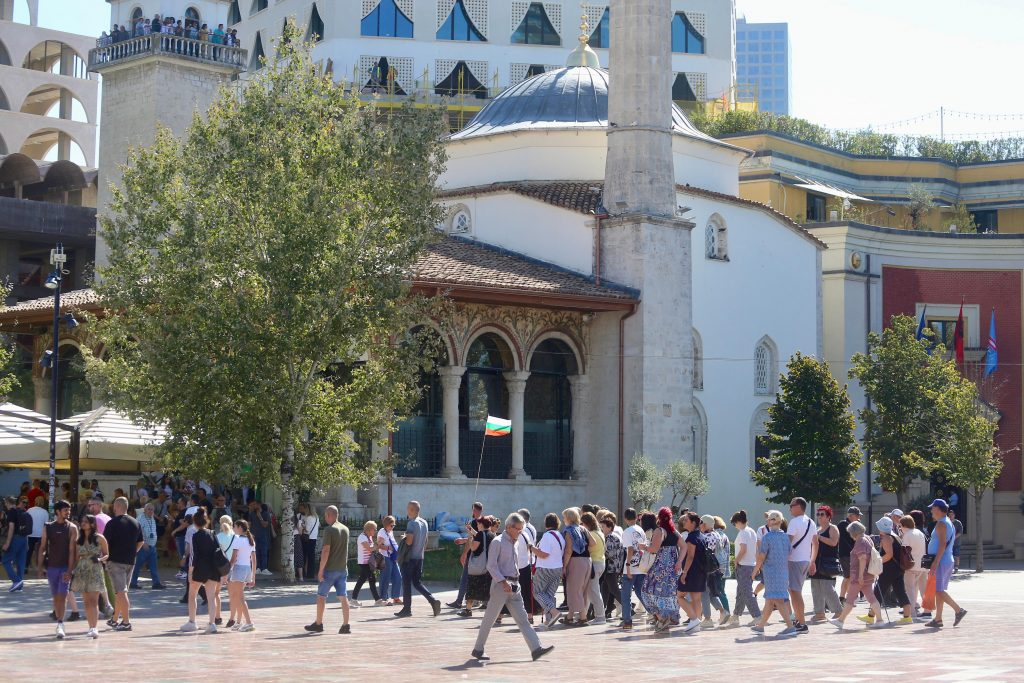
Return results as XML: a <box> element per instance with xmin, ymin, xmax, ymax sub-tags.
<box><xmin>88</xmin><ymin>34</ymin><xmax>247</xmax><ymax>71</ymax></box>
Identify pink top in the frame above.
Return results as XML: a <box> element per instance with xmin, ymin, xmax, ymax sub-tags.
<box><xmin>849</xmin><ymin>535</ymin><xmax>873</xmax><ymax>582</ymax></box>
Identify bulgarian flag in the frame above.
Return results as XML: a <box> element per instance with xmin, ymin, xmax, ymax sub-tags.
<box><xmin>484</xmin><ymin>416</ymin><xmax>512</xmax><ymax>437</ymax></box>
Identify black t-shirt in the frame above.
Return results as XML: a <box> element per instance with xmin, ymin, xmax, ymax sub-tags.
<box><xmin>173</xmin><ymin>510</ymin><xmax>188</xmax><ymax>537</ymax></box>
<box><xmin>104</xmin><ymin>514</ymin><xmax>143</xmax><ymax>564</ymax></box>
<box><xmin>471</xmin><ymin>530</ymin><xmax>493</xmax><ymax>557</ymax></box>
<box><xmin>837</xmin><ymin>519</ymin><xmax>855</xmax><ymax>558</ymax></box>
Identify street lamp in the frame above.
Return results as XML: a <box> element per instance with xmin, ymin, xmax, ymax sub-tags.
<box><xmin>41</xmin><ymin>243</ymin><xmax>73</xmax><ymax>518</ymax></box>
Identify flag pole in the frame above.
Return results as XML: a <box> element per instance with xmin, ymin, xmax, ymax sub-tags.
<box><xmin>474</xmin><ymin>433</ymin><xmax>487</xmax><ymax>498</ymax></box>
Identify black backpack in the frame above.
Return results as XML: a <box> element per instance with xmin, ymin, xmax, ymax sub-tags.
<box><xmin>702</xmin><ymin>533</ymin><xmax>720</xmax><ymax>573</ymax></box>
<box><xmin>14</xmin><ymin>509</ymin><xmax>33</xmax><ymax>537</ymax></box>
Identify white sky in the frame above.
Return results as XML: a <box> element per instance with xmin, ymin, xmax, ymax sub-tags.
<box><xmin>21</xmin><ymin>0</ymin><xmax>1024</xmax><ymax>140</ymax></box>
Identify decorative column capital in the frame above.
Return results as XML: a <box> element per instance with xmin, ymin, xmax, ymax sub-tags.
<box><xmin>502</xmin><ymin>370</ymin><xmax>531</xmax><ymax>393</ymax></box>
<box><xmin>438</xmin><ymin>365</ymin><xmax>466</xmax><ymax>392</ymax></box>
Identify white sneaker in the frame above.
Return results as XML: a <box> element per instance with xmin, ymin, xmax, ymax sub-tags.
<box><xmin>239</xmin><ymin>623</ymin><xmax>256</xmax><ymax>632</ymax></box>
<box><xmin>726</xmin><ymin>615</ymin><xmax>740</xmax><ymax>627</ymax></box>
<box><xmin>180</xmin><ymin>621</ymin><xmax>198</xmax><ymax>633</ymax></box>
<box><xmin>700</xmin><ymin>618</ymin><xmax>715</xmax><ymax>629</ymax></box>
<box><xmin>349</xmin><ymin>599</ymin><xmax>362</xmax><ymax>608</ymax></box>
<box><xmin>205</xmin><ymin>623</ymin><xmax>218</xmax><ymax>634</ymax></box>
<box><xmin>374</xmin><ymin>600</ymin><xmax>387</xmax><ymax>606</ymax></box>
<box><xmin>56</xmin><ymin>623</ymin><xmax>65</xmax><ymax>640</ymax></box>
<box><xmin>591</xmin><ymin>617</ymin><xmax>607</xmax><ymax>625</ymax></box>
<box><xmin>87</xmin><ymin>627</ymin><xmax>99</xmax><ymax>639</ymax></box>
<box><xmin>829</xmin><ymin>618</ymin><xmax>845</xmax><ymax>631</ymax></box>
<box><xmin>684</xmin><ymin>619</ymin><xmax>701</xmax><ymax>633</ymax></box>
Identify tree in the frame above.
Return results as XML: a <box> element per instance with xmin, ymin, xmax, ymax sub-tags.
<box><xmin>933</xmin><ymin>372</ymin><xmax>1003</xmax><ymax>572</ymax></box>
<box><xmin>849</xmin><ymin>315</ymin><xmax>955</xmax><ymax>508</ymax></box>
<box><xmin>906</xmin><ymin>185</ymin><xmax>934</xmax><ymax>230</ymax></box>
<box><xmin>0</xmin><ymin>285</ymin><xmax>19</xmax><ymax>400</ymax></box>
<box><xmin>752</xmin><ymin>352</ymin><xmax>861</xmax><ymax>506</ymax></box>
<box><xmin>89</xmin><ymin>23</ymin><xmax>447</xmax><ymax>581</ymax></box>
<box><xmin>665</xmin><ymin>460</ymin><xmax>709</xmax><ymax>511</ymax></box>
<box><xmin>627</xmin><ymin>453</ymin><xmax>665</xmax><ymax>511</ymax></box>
<box><xmin>943</xmin><ymin>201</ymin><xmax>978</xmax><ymax>234</ymax></box>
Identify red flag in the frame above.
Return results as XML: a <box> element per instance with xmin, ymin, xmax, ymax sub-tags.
<box><xmin>953</xmin><ymin>301</ymin><xmax>965</xmax><ymax>366</ymax></box>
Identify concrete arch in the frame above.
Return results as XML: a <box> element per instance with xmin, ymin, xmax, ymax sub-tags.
<box><xmin>21</xmin><ymin>40</ymin><xmax>87</xmax><ymax>78</ymax></box>
<box><xmin>405</xmin><ymin>320</ymin><xmax>456</xmax><ymax>367</ymax></box>
<box><xmin>19</xmin><ymin>126</ymin><xmax>86</xmax><ymax>163</ymax></box>
<box><xmin>0</xmin><ymin>36</ymin><xmax>11</xmax><ymax>66</ymax></box>
<box><xmin>0</xmin><ymin>151</ymin><xmax>42</xmax><ymax>185</ymax></box>
<box><xmin>462</xmin><ymin>324</ymin><xmax>523</xmax><ymax>371</ymax></box>
<box><xmin>20</xmin><ymin>84</ymin><xmax>91</xmax><ymax>123</ymax></box>
<box><xmin>41</xmin><ymin>159</ymin><xmax>87</xmax><ymax>191</ymax></box>
<box><xmin>525</xmin><ymin>329</ymin><xmax>585</xmax><ymax>375</ymax></box>
<box><xmin>0</xmin><ymin>82</ymin><xmax>9</xmax><ymax>110</ymax></box>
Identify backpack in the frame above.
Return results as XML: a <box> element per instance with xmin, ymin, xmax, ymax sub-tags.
<box><xmin>702</xmin><ymin>534</ymin><xmax>721</xmax><ymax>573</ymax></box>
<box><xmin>896</xmin><ymin>538</ymin><xmax>914</xmax><ymax>572</ymax></box>
<box><xmin>867</xmin><ymin>545</ymin><xmax>883</xmax><ymax>577</ymax></box>
<box><xmin>14</xmin><ymin>509</ymin><xmax>33</xmax><ymax>537</ymax></box>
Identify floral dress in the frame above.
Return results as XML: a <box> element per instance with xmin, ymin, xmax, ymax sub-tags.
<box><xmin>760</xmin><ymin>529</ymin><xmax>791</xmax><ymax>600</ymax></box>
<box><xmin>71</xmin><ymin>537</ymin><xmax>106</xmax><ymax>593</ymax></box>
<box><xmin>641</xmin><ymin>528</ymin><xmax>680</xmax><ymax>621</ymax></box>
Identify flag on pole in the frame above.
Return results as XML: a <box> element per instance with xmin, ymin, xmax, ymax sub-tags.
<box><xmin>984</xmin><ymin>309</ymin><xmax>998</xmax><ymax>377</ymax></box>
<box><xmin>484</xmin><ymin>416</ymin><xmax>511</xmax><ymax>437</ymax></box>
<box><xmin>953</xmin><ymin>301</ymin><xmax>965</xmax><ymax>366</ymax></box>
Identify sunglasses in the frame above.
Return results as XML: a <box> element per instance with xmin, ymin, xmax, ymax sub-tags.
<box><xmin>816</xmin><ymin>512</ymin><xmax>828</xmax><ymax>517</ymax></box>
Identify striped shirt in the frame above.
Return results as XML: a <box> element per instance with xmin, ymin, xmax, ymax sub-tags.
<box><xmin>138</xmin><ymin>513</ymin><xmax>159</xmax><ymax>547</ymax></box>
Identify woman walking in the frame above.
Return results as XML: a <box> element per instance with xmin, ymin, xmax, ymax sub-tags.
<box><xmin>861</xmin><ymin>517</ymin><xmax>912</xmax><ymax>624</ymax></box>
<box><xmin>698</xmin><ymin>515</ymin><xmax>729</xmax><ymax>628</ymax></box>
<box><xmin>809</xmin><ymin>505</ymin><xmax>842</xmax><ymax>623</ymax></box>
<box><xmin>181</xmin><ymin>509</ymin><xmax>222</xmax><ymax>633</ymax></box>
<box><xmin>215</xmin><ymin>514</ymin><xmax>233</xmax><ymax>625</ymax></box>
<box><xmin>560</xmin><ymin>508</ymin><xmax>592</xmax><ymax>625</ymax></box>
<box><xmin>830</xmin><ymin>521</ymin><xmax>885</xmax><ymax>629</ymax></box>
<box><xmin>460</xmin><ymin>516</ymin><xmax>495</xmax><ymax>617</ymax></box>
<box><xmin>675</xmin><ymin>512</ymin><xmax>707</xmax><ymax>633</ymax></box>
<box><xmin>751</xmin><ymin>510</ymin><xmax>798</xmax><ymax>636</ymax></box>
<box><xmin>729</xmin><ymin>510</ymin><xmax>761</xmax><ymax>626</ymax></box>
<box><xmin>351</xmin><ymin>521</ymin><xmax>381</xmax><ymax>607</ymax></box>
<box><xmin>600</xmin><ymin>516</ymin><xmax>624</xmax><ymax>619</ymax></box>
<box><xmin>376</xmin><ymin>515</ymin><xmax>403</xmax><ymax>606</ymax></box>
<box><xmin>900</xmin><ymin>515</ymin><xmax>927</xmax><ymax>617</ymax></box>
<box><xmin>70</xmin><ymin>514</ymin><xmax>108</xmax><ymax>639</ymax></box>
<box><xmin>302</xmin><ymin>504</ymin><xmax>319</xmax><ymax>580</ymax></box>
<box><xmin>580</xmin><ymin>512</ymin><xmax>606</xmax><ymax>625</ymax></box>
<box><xmin>531</xmin><ymin>513</ymin><xmax>564</xmax><ymax>628</ymax></box>
<box><xmin>227</xmin><ymin>520</ymin><xmax>256</xmax><ymax>631</ymax></box>
<box><xmin>641</xmin><ymin>507</ymin><xmax>684</xmax><ymax>633</ymax></box>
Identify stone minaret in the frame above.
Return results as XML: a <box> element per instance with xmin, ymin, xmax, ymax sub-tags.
<box><xmin>600</xmin><ymin>0</ymin><xmax>694</xmax><ymax>502</ymax></box>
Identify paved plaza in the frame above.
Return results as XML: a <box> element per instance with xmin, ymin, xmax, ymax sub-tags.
<box><xmin>1</xmin><ymin>567</ymin><xmax>1022</xmax><ymax>682</ymax></box>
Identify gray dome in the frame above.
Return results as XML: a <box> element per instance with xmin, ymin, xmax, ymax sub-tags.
<box><xmin>450</xmin><ymin>66</ymin><xmax>717</xmax><ymax>144</ymax></box>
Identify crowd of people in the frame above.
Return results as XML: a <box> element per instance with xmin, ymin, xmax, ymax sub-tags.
<box><xmin>98</xmin><ymin>14</ymin><xmax>240</xmax><ymax>51</ymax></box>
<box><xmin>1</xmin><ymin>482</ymin><xmax>968</xmax><ymax>656</ymax></box>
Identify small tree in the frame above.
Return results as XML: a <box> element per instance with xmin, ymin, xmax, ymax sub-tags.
<box><xmin>627</xmin><ymin>453</ymin><xmax>665</xmax><ymax>511</ymax></box>
<box><xmin>0</xmin><ymin>285</ymin><xmax>19</xmax><ymax>400</ymax></box>
<box><xmin>933</xmin><ymin>372</ymin><xmax>1003</xmax><ymax>572</ymax></box>
<box><xmin>849</xmin><ymin>315</ymin><xmax>954</xmax><ymax>508</ymax></box>
<box><xmin>752</xmin><ymin>352</ymin><xmax>861</xmax><ymax>505</ymax></box>
<box><xmin>906</xmin><ymin>185</ymin><xmax>934</xmax><ymax>230</ymax></box>
<box><xmin>943</xmin><ymin>201</ymin><xmax>978</xmax><ymax>234</ymax></box>
<box><xmin>665</xmin><ymin>460</ymin><xmax>709</xmax><ymax>511</ymax></box>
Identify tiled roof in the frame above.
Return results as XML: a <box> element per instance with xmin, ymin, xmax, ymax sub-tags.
<box><xmin>415</xmin><ymin>237</ymin><xmax>636</xmax><ymax>300</ymax></box>
<box><xmin>2</xmin><ymin>288</ymin><xmax>101</xmax><ymax>313</ymax></box>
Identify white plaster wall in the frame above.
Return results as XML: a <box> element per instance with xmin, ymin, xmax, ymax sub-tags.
<box><xmin>673</xmin><ymin>136</ymin><xmax>745</xmax><ymax>195</ymax></box>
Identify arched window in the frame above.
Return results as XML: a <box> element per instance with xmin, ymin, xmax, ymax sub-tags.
<box><xmin>249</xmin><ymin>32</ymin><xmax>265</xmax><ymax>70</ymax></box>
<box><xmin>57</xmin><ymin>345</ymin><xmax>92</xmax><ymax>419</ymax></box>
<box><xmin>754</xmin><ymin>336</ymin><xmax>777</xmax><ymax>395</ymax></box>
<box><xmin>364</xmin><ymin>57</ymin><xmax>406</xmax><ymax>95</ymax></box>
<box><xmin>228</xmin><ymin>0</ymin><xmax>241</xmax><ymax>26</ymax></box>
<box><xmin>184</xmin><ymin>7</ymin><xmax>200</xmax><ymax>29</ymax></box>
<box><xmin>22</xmin><ymin>41</ymin><xmax>86</xmax><ymax>78</ymax></box>
<box><xmin>511</xmin><ymin>3</ymin><xmax>560</xmax><ymax>45</ymax></box>
<box><xmin>437</xmin><ymin>0</ymin><xmax>485</xmax><ymax>42</ymax></box>
<box><xmin>705</xmin><ymin>213</ymin><xmax>728</xmax><ymax>260</ymax></box>
<box><xmin>21</xmin><ymin>129</ymin><xmax>86</xmax><ymax>165</ymax></box>
<box><xmin>307</xmin><ymin>3</ymin><xmax>325</xmax><ymax>42</ymax></box>
<box><xmin>251</xmin><ymin>0</ymin><xmax>268</xmax><ymax>16</ymax></box>
<box><xmin>393</xmin><ymin>326</ymin><xmax>447</xmax><ymax>478</ymax></box>
<box><xmin>459</xmin><ymin>333</ymin><xmax>513</xmax><ymax>478</ymax></box>
<box><xmin>692</xmin><ymin>398</ymin><xmax>708</xmax><ymax>474</ymax></box>
<box><xmin>130</xmin><ymin>7</ymin><xmax>143</xmax><ymax>24</ymax></box>
<box><xmin>672</xmin><ymin>12</ymin><xmax>705</xmax><ymax>54</ymax></box>
<box><xmin>692</xmin><ymin>328</ymin><xmax>703</xmax><ymax>390</ymax></box>
<box><xmin>589</xmin><ymin>8</ymin><xmax>609</xmax><ymax>48</ymax></box>
<box><xmin>434</xmin><ymin>61</ymin><xmax>487</xmax><ymax>98</ymax></box>
<box><xmin>21</xmin><ymin>85</ymin><xmax>88</xmax><ymax>123</ymax></box>
<box><xmin>525</xmin><ymin>338</ymin><xmax>577</xmax><ymax>479</ymax></box>
<box><xmin>750</xmin><ymin>404</ymin><xmax>772</xmax><ymax>474</ymax></box>
<box><xmin>363</xmin><ymin>0</ymin><xmax>413</xmax><ymax>38</ymax></box>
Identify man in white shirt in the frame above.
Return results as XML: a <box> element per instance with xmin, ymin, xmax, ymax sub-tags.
<box><xmin>619</xmin><ymin>508</ymin><xmax>646</xmax><ymax>630</ymax></box>
<box><xmin>729</xmin><ymin>510</ymin><xmax>761</xmax><ymax>626</ymax></box>
<box><xmin>787</xmin><ymin>497</ymin><xmax>814</xmax><ymax>634</ymax></box>
<box><xmin>26</xmin><ymin>497</ymin><xmax>48</xmax><ymax>571</ymax></box>
<box><xmin>516</xmin><ymin>508</ymin><xmax>537</xmax><ymax>619</ymax></box>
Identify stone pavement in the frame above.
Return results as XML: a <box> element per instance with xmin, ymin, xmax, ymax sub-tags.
<box><xmin>0</xmin><ymin>569</ymin><xmax>1022</xmax><ymax>682</ymax></box>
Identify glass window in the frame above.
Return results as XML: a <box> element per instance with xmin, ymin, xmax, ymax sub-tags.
<box><xmin>754</xmin><ymin>344</ymin><xmax>770</xmax><ymax>393</ymax></box>
<box><xmin>762</xmin><ymin>77</ymin><xmax>773</xmax><ymax>87</ymax></box>
<box><xmin>307</xmin><ymin>4</ymin><xmax>325</xmax><ymax>41</ymax></box>
<box><xmin>748</xmin><ymin>54</ymin><xmax>759</xmax><ymax>63</ymax></box>
<box><xmin>589</xmin><ymin>7</ymin><xmax>610</xmax><ymax>48</ymax></box>
<box><xmin>748</xmin><ymin>42</ymin><xmax>759</xmax><ymax>51</ymax></box>
<box><xmin>760</xmin><ymin>41</ymin><xmax>771</xmax><ymax>51</ymax></box>
<box><xmin>524</xmin><ymin>339</ymin><xmax>577</xmax><ymax>480</ymax></box>
<box><xmin>749</xmin><ymin>66</ymin><xmax>759</xmax><ymax>75</ymax></box>
<box><xmin>672</xmin><ymin>73</ymin><xmax>697</xmax><ymax>101</ymax></box>
<box><xmin>774</xmin><ymin>88</ymin><xmax>785</xmax><ymax>98</ymax></box>
<box><xmin>228</xmin><ymin>0</ymin><xmax>241</xmax><ymax>25</ymax></box>
<box><xmin>760</xmin><ymin>30</ymin><xmax>772</xmax><ymax>39</ymax></box>
<box><xmin>436</xmin><ymin>0</ymin><xmax>485</xmax><ymax>41</ymax></box>
<box><xmin>459</xmin><ymin>333</ymin><xmax>513</xmax><ymax>478</ymax></box>
<box><xmin>971</xmin><ymin>209</ymin><xmax>998</xmax><ymax>233</ymax></box>
<box><xmin>736</xmin><ymin>42</ymin><xmax>746</xmax><ymax>52</ymax></box>
<box><xmin>773</xmin><ymin>53</ymin><xmax>785</xmax><ymax>63</ymax></box>
<box><xmin>512</xmin><ymin>2</ymin><xmax>560</xmax><ymax>45</ymax></box>
<box><xmin>671</xmin><ymin>12</ymin><xmax>705</xmax><ymax>54</ymax></box>
<box><xmin>435</xmin><ymin>61</ymin><xmax>488</xmax><ymax>98</ymax></box>
<box><xmin>736</xmin><ymin>54</ymin><xmax>746</xmax><ymax>64</ymax></box>
<box><xmin>774</xmin><ymin>41</ymin><xmax>785</xmax><ymax>51</ymax></box>
<box><xmin>362</xmin><ymin>0</ymin><xmax>414</xmax><ymax>38</ymax></box>
<box><xmin>806</xmin><ymin>193</ymin><xmax>827</xmax><ymax>221</ymax></box>
<box><xmin>774</xmin><ymin>65</ymin><xmax>785</xmax><ymax>75</ymax></box>
<box><xmin>774</xmin><ymin>29</ymin><xmax>785</xmax><ymax>39</ymax></box>
<box><xmin>737</xmin><ymin>31</ymin><xmax>746</xmax><ymax>40</ymax></box>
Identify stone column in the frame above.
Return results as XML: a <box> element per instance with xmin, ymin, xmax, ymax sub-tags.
<box><xmin>568</xmin><ymin>374</ymin><xmax>589</xmax><ymax>479</ymax></box>
<box><xmin>33</xmin><ymin>376</ymin><xmax>51</xmax><ymax>415</ymax></box>
<box><xmin>438</xmin><ymin>366</ymin><xmax>467</xmax><ymax>478</ymax></box>
<box><xmin>504</xmin><ymin>371</ymin><xmax>531</xmax><ymax>480</ymax></box>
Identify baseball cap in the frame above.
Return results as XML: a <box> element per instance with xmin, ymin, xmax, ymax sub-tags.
<box><xmin>875</xmin><ymin>516</ymin><xmax>894</xmax><ymax>534</ymax></box>
<box><xmin>890</xmin><ymin>508</ymin><xmax>904</xmax><ymax>517</ymax></box>
<box><xmin>846</xmin><ymin>506</ymin><xmax>862</xmax><ymax>515</ymax></box>
<box><xmin>185</xmin><ymin>505</ymin><xmax>199</xmax><ymax>516</ymax></box>
<box><xmin>699</xmin><ymin>514</ymin><xmax>715</xmax><ymax>527</ymax></box>
<box><xmin>929</xmin><ymin>498</ymin><xmax>949</xmax><ymax>512</ymax></box>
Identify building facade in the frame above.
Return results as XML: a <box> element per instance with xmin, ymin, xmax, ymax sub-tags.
<box><xmin>735</xmin><ymin>17</ymin><xmax>789</xmax><ymax>115</ymax></box>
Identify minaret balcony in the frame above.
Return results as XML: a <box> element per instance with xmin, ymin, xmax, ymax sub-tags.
<box><xmin>88</xmin><ymin>34</ymin><xmax>247</xmax><ymax>73</ymax></box>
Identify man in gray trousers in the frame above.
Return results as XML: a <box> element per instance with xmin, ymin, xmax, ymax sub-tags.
<box><xmin>471</xmin><ymin>512</ymin><xmax>554</xmax><ymax>662</ymax></box>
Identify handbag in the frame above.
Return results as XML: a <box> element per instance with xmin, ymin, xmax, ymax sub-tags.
<box><xmin>213</xmin><ymin>533</ymin><xmax>232</xmax><ymax>578</ymax></box>
<box><xmin>921</xmin><ymin>530</ymin><xmax>952</xmax><ymax>570</ymax></box>
<box><xmin>467</xmin><ymin>535</ymin><xmax>490</xmax><ymax>576</ymax></box>
<box><xmin>369</xmin><ymin>549</ymin><xmax>386</xmax><ymax>571</ymax></box>
<box><xmin>815</xmin><ymin>555</ymin><xmax>842</xmax><ymax>578</ymax></box>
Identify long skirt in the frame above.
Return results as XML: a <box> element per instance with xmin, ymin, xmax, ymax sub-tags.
<box><xmin>565</xmin><ymin>556</ymin><xmax>591</xmax><ymax>618</ymax></box>
<box><xmin>641</xmin><ymin>547</ymin><xmax>680</xmax><ymax>621</ymax></box>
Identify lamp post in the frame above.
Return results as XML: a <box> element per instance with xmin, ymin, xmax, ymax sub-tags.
<box><xmin>41</xmin><ymin>243</ymin><xmax>75</xmax><ymax>519</ymax></box>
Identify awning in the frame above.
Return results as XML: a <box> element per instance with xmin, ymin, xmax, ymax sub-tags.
<box><xmin>792</xmin><ymin>176</ymin><xmax>873</xmax><ymax>203</ymax></box>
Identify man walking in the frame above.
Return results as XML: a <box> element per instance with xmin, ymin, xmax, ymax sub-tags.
<box><xmin>394</xmin><ymin>500</ymin><xmax>441</xmax><ymax>618</ymax></box>
<box><xmin>88</xmin><ymin>498</ymin><xmax>111</xmax><ymax>533</ymax></box>
<box><xmin>787</xmin><ymin>497</ymin><xmax>814</xmax><ymax>634</ymax></box>
<box><xmin>26</xmin><ymin>495</ymin><xmax>47</xmax><ymax>571</ymax></box>
<box><xmin>305</xmin><ymin>505</ymin><xmax>351</xmax><ymax>634</ymax></box>
<box><xmin>104</xmin><ymin>497</ymin><xmax>144</xmax><ymax>631</ymax></box>
<box><xmin>449</xmin><ymin>501</ymin><xmax>484</xmax><ymax>609</ymax></box>
<box><xmin>130</xmin><ymin>503</ymin><xmax>165</xmax><ymax>590</ymax></box>
<box><xmin>924</xmin><ymin>499</ymin><xmax>967</xmax><ymax>628</ymax></box>
<box><xmin>619</xmin><ymin>508</ymin><xmax>646</xmax><ymax>630</ymax></box>
<box><xmin>37</xmin><ymin>500</ymin><xmax>77</xmax><ymax>639</ymax></box>
<box><xmin>837</xmin><ymin>506</ymin><xmax>860</xmax><ymax>602</ymax></box>
<box><xmin>2</xmin><ymin>496</ymin><xmax>30</xmax><ymax>591</ymax></box>
<box><xmin>470</xmin><ymin>512</ymin><xmax>554</xmax><ymax>662</ymax></box>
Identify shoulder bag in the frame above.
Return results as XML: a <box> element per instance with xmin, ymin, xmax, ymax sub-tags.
<box><xmin>467</xmin><ymin>534</ymin><xmax>490</xmax><ymax>576</ymax></box>
<box><xmin>921</xmin><ymin>529</ymin><xmax>952</xmax><ymax>570</ymax></box>
<box><xmin>213</xmin><ymin>532</ymin><xmax>232</xmax><ymax>578</ymax></box>
<box><xmin>367</xmin><ymin>534</ymin><xmax>386</xmax><ymax>571</ymax></box>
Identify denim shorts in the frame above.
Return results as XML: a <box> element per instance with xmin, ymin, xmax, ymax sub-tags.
<box><xmin>47</xmin><ymin>567</ymin><xmax>69</xmax><ymax>596</ymax></box>
<box><xmin>229</xmin><ymin>564</ymin><xmax>252</xmax><ymax>583</ymax></box>
<box><xmin>317</xmin><ymin>570</ymin><xmax>347</xmax><ymax>598</ymax></box>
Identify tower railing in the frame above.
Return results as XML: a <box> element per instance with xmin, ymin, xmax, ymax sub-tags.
<box><xmin>88</xmin><ymin>34</ymin><xmax>247</xmax><ymax>71</ymax></box>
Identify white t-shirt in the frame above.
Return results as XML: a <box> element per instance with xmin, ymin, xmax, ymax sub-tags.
<box><xmin>304</xmin><ymin>515</ymin><xmax>319</xmax><ymax>540</ymax></box>
<box><xmin>903</xmin><ymin>528</ymin><xmax>927</xmax><ymax>570</ymax></box>
<box><xmin>377</xmin><ymin>528</ymin><xmax>399</xmax><ymax>558</ymax></box>
<box><xmin>787</xmin><ymin>514</ymin><xmax>814</xmax><ymax>562</ymax></box>
<box><xmin>622</xmin><ymin>524</ymin><xmax>646</xmax><ymax>572</ymax></box>
<box><xmin>27</xmin><ymin>506</ymin><xmax>48</xmax><ymax>537</ymax></box>
<box><xmin>231</xmin><ymin>536</ymin><xmax>254</xmax><ymax>567</ymax></box>
<box><xmin>535</xmin><ymin>529</ymin><xmax>564</xmax><ymax>570</ymax></box>
<box><xmin>516</xmin><ymin>523</ymin><xmax>537</xmax><ymax>570</ymax></box>
<box><xmin>735</xmin><ymin>526</ymin><xmax>758</xmax><ymax>566</ymax></box>
<box><xmin>357</xmin><ymin>532</ymin><xmax>374</xmax><ymax>564</ymax></box>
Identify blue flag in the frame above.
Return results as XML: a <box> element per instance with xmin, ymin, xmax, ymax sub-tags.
<box><xmin>915</xmin><ymin>305</ymin><xmax>931</xmax><ymax>354</ymax></box>
<box><xmin>984</xmin><ymin>309</ymin><xmax>998</xmax><ymax>377</ymax></box>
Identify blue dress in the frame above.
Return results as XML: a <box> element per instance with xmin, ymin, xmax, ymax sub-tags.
<box><xmin>761</xmin><ymin>530</ymin><xmax>790</xmax><ymax>600</ymax></box>
<box><xmin>641</xmin><ymin>528</ymin><xmax>681</xmax><ymax>621</ymax></box>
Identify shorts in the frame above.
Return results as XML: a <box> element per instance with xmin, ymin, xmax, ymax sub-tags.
<box><xmin>107</xmin><ymin>562</ymin><xmax>132</xmax><ymax>593</ymax></box>
<box><xmin>230</xmin><ymin>564</ymin><xmax>252</xmax><ymax>583</ymax></box>
<box><xmin>952</xmin><ymin>545</ymin><xmax>961</xmax><ymax>558</ymax></box>
<box><xmin>788</xmin><ymin>561</ymin><xmax>810</xmax><ymax>592</ymax></box>
<box><xmin>934</xmin><ymin>562</ymin><xmax>955</xmax><ymax>592</ymax></box>
<box><xmin>317</xmin><ymin>570</ymin><xmax>348</xmax><ymax>598</ymax></box>
<box><xmin>840</xmin><ymin>555</ymin><xmax>851</xmax><ymax>579</ymax></box>
<box><xmin>47</xmin><ymin>567</ymin><xmax>69</xmax><ymax>596</ymax></box>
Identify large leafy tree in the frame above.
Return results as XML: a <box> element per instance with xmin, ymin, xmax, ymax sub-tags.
<box><xmin>933</xmin><ymin>371</ymin><xmax>1002</xmax><ymax>572</ymax></box>
<box><xmin>849</xmin><ymin>315</ymin><xmax>953</xmax><ymax>508</ymax></box>
<box><xmin>753</xmin><ymin>352</ymin><xmax>861</xmax><ymax>506</ymax></box>
<box><xmin>90</xmin><ymin>24</ymin><xmax>447</xmax><ymax>580</ymax></box>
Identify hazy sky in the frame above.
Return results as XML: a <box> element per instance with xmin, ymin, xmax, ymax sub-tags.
<box><xmin>21</xmin><ymin>0</ymin><xmax>1024</xmax><ymax>139</ymax></box>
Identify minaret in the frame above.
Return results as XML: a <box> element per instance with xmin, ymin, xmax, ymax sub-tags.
<box><xmin>599</xmin><ymin>0</ymin><xmax>694</xmax><ymax>501</ymax></box>
<box><xmin>89</xmin><ymin>1</ymin><xmax>246</xmax><ymax>268</ymax></box>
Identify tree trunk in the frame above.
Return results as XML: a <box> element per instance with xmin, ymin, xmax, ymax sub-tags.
<box><xmin>895</xmin><ymin>489</ymin><xmax>906</xmax><ymax>511</ymax></box>
<box><xmin>279</xmin><ymin>439</ymin><xmax>297</xmax><ymax>583</ymax></box>
<box><xmin>974</xmin><ymin>487</ymin><xmax>984</xmax><ymax>573</ymax></box>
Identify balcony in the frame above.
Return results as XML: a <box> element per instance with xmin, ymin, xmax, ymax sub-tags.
<box><xmin>0</xmin><ymin>196</ymin><xmax>96</xmax><ymax>245</ymax></box>
<box><xmin>88</xmin><ymin>34</ymin><xmax>247</xmax><ymax>72</ymax></box>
